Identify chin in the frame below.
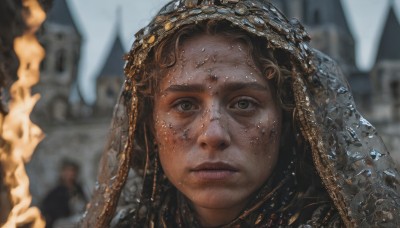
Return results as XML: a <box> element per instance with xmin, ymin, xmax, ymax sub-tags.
<box><xmin>186</xmin><ymin>188</ymin><xmax>249</xmax><ymax>210</ymax></box>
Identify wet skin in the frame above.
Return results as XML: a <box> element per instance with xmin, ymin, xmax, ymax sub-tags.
<box><xmin>153</xmin><ymin>34</ymin><xmax>282</xmax><ymax>227</ymax></box>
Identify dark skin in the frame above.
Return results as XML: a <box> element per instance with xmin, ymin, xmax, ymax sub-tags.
<box><xmin>153</xmin><ymin>34</ymin><xmax>282</xmax><ymax>227</ymax></box>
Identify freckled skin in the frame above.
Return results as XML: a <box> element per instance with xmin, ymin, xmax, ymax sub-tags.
<box><xmin>153</xmin><ymin>34</ymin><xmax>282</xmax><ymax>227</ymax></box>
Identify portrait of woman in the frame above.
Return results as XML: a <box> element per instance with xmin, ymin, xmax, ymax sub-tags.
<box><xmin>82</xmin><ymin>0</ymin><xmax>400</xmax><ymax>227</ymax></box>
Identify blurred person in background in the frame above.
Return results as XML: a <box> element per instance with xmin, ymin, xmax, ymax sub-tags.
<box><xmin>41</xmin><ymin>158</ymin><xmax>87</xmax><ymax>228</ymax></box>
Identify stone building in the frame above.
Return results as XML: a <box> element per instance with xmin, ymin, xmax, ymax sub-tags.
<box><xmin>370</xmin><ymin>4</ymin><xmax>400</xmax><ymax>122</ymax></box>
<box><xmin>27</xmin><ymin>0</ymin><xmax>112</xmax><ymax>206</ymax></box>
<box><xmin>270</xmin><ymin>0</ymin><xmax>371</xmax><ymax>114</ymax></box>
<box><xmin>271</xmin><ymin>0</ymin><xmax>356</xmax><ymax>75</ymax></box>
<box><xmin>32</xmin><ymin>0</ymin><xmax>82</xmax><ymax>123</ymax></box>
<box><xmin>369</xmin><ymin>3</ymin><xmax>400</xmax><ymax>156</ymax></box>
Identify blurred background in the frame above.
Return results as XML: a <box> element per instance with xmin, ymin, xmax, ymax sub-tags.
<box><xmin>22</xmin><ymin>0</ymin><xmax>400</xmax><ymax>225</ymax></box>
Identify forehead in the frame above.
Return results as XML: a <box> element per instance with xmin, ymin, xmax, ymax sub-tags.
<box><xmin>180</xmin><ymin>34</ymin><xmax>250</xmax><ymax>62</ymax></box>
<box><xmin>172</xmin><ymin>34</ymin><xmax>261</xmax><ymax>78</ymax></box>
<box><xmin>157</xmin><ymin>33</ymin><xmax>270</xmax><ymax>92</ymax></box>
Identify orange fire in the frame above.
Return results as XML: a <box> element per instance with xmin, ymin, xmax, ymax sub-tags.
<box><xmin>0</xmin><ymin>0</ymin><xmax>46</xmax><ymax>227</ymax></box>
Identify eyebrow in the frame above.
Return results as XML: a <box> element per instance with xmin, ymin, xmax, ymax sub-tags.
<box><xmin>163</xmin><ymin>81</ymin><xmax>268</xmax><ymax>93</ymax></box>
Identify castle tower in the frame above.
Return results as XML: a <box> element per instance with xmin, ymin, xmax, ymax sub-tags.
<box><xmin>375</xmin><ymin>4</ymin><xmax>400</xmax><ymax>62</ymax></box>
<box><xmin>371</xmin><ymin>3</ymin><xmax>400</xmax><ymax>122</ymax></box>
<box><xmin>94</xmin><ymin>23</ymin><xmax>125</xmax><ymax>116</ymax></box>
<box><xmin>271</xmin><ymin>0</ymin><xmax>356</xmax><ymax>75</ymax></box>
<box><xmin>33</xmin><ymin>0</ymin><xmax>82</xmax><ymax>123</ymax></box>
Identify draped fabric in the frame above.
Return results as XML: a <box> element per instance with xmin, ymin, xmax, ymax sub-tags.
<box><xmin>81</xmin><ymin>1</ymin><xmax>400</xmax><ymax>227</ymax></box>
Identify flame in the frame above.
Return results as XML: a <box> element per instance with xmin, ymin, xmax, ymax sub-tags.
<box><xmin>0</xmin><ymin>0</ymin><xmax>46</xmax><ymax>227</ymax></box>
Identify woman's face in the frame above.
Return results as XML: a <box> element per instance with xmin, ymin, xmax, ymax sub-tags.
<box><xmin>153</xmin><ymin>34</ymin><xmax>282</xmax><ymax>223</ymax></box>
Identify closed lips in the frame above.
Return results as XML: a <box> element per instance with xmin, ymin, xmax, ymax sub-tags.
<box><xmin>191</xmin><ymin>162</ymin><xmax>239</xmax><ymax>172</ymax></box>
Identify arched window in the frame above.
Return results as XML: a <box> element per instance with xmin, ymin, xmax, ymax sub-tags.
<box><xmin>55</xmin><ymin>49</ymin><xmax>66</xmax><ymax>73</ymax></box>
<box><xmin>391</xmin><ymin>80</ymin><xmax>399</xmax><ymax>99</ymax></box>
<box><xmin>313</xmin><ymin>10</ymin><xmax>320</xmax><ymax>25</ymax></box>
<box><xmin>391</xmin><ymin>80</ymin><xmax>400</xmax><ymax>120</ymax></box>
<box><xmin>106</xmin><ymin>85</ymin><xmax>115</xmax><ymax>99</ymax></box>
<box><xmin>56</xmin><ymin>33</ymin><xmax>64</xmax><ymax>40</ymax></box>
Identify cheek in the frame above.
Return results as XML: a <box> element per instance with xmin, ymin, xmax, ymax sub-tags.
<box><xmin>154</xmin><ymin>116</ymin><xmax>193</xmax><ymax>153</ymax></box>
<box><xmin>262</xmin><ymin>121</ymin><xmax>280</xmax><ymax>145</ymax></box>
<box><xmin>245</xmin><ymin>118</ymin><xmax>281</xmax><ymax>154</ymax></box>
<box><xmin>256</xmin><ymin>121</ymin><xmax>281</xmax><ymax>171</ymax></box>
<box><xmin>261</xmin><ymin>107</ymin><xmax>282</xmax><ymax>147</ymax></box>
<box><xmin>155</xmin><ymin>121</ymin><xmax>177</xmax><ymax>152</ymax></box>
<box><xmin>156</xmin><ymin>124</ymin><xmax>191</xmax><ymax>187</ymax></box>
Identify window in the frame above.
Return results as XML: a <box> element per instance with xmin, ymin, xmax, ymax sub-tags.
<box><xmin>106</xmin><ymin>86</ymin><xmax>115</xmax><ymax>99</ymax></box>
<box><xmin>391</xmin><ymin>80</ymin><xmax>400</xmax><ymax>99</ymax></box>
<box><xmin>313</xmin><ymin>10</ymin><xmax>320</xmax><ymax>25</ymax></box>
<box><xmin>55</xmin><ymin>49</ymin><xmax>66</xmax><ymax>73</ymax></box>
<box><xmin>56</xmin><ymin>33</ymin><xmax>64</xmax><ymax>40</ymax></box>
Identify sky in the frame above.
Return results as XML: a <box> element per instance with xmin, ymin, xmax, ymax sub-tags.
<box><xmin>65</xmin><ymin>0</ymin><xmax>400</xmax><ymax>103</ymax></box>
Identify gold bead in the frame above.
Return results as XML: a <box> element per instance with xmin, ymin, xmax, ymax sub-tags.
<box><xmin>147</xmin><ymin>35</ymin><xmax>156</xmax><ymax>44</ymax></box>
<box><xmin>164</xmin><ymin>22</ymin><xmax>173</xmax><ymax>31</ymax></box>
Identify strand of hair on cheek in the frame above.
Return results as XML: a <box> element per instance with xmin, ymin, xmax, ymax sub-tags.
<box><xmin>143</xmin><ymin>124</ymin><xmax>150</xmax><ymax>182</ymax></box>
<box><xmin>143</xmin><ymin>124</ymin><xmax>158</xmax><ymax>202</ymax></box>
<box><xmin>151</xmin><ymin>152</ymin><xmax>159</xmax><ymax>202</ymax></box>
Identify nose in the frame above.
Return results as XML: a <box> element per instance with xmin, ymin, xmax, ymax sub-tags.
<box><xmin>197</xmin><ymin>108</ymin><xmax>231</xmax><ymax>151</ymax></box>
